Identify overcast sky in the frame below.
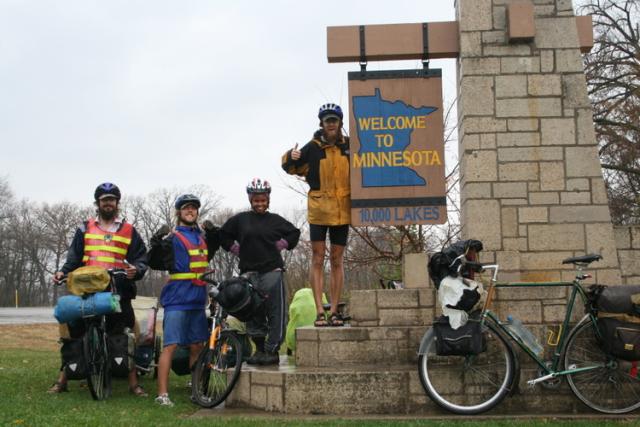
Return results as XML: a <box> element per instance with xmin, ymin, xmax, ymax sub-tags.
<box><xmin>0</xmin><ymin>0</ymin><xmax>456</xmax><ymax>213</ymax></box>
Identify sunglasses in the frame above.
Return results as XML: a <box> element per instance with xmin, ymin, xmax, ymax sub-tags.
<box><xmin>322</xmin><ymin>117</ymin><xmax>340</xmax><ymax>124</ymax></box>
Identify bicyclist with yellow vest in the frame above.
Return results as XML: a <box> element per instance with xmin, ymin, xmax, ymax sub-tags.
<box><xmin>49</xmin><ymin>182</ymin><xmax>149</xmax><ymax>396</ymax></box>
<box><xmin>147</xmin><ymin>194</ymin><xmax>220</xmax><ymax>406</ymax></box>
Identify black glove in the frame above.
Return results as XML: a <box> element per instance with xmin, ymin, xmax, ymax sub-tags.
<box><xmin>201</xmin><ymin>220</ymin><xmax>217</xmax><ymax>232</ymax></box>
<box><xmin>151</xmin><ymin>225</ymin><xmax>171</xmax><ymax>245</ymax></box>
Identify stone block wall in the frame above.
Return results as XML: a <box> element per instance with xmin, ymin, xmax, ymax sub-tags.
<box><xmin>614</xmin><ymin>225</ymin><xmax>640</xmax><ymax>285</ymax></box>
<box><xmin>455</xmin><ymin>0</ymin><xmax>623</xmax><ymax>293</ymax></box>
<box><xmin>348</xmin><ymin>289</ymin><xmax>435</xmax><ymax>327</ymax></box>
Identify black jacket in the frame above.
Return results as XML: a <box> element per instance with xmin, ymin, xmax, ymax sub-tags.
<box><xmin>220</xmin><ymin>211</ymin><xmax>300</xmax><ymax>274</ymax></box>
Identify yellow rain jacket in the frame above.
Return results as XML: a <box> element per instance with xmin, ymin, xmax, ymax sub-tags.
<box><xmin>282</xmin><ymin>131</ymin><xmax>350</xmax><ymax>226</ymax></box>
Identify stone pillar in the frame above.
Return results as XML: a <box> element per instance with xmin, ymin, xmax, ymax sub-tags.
<box><xmin>402</xmin><ymin>253</ymin><xmax>430</xmax><ymax>288</ymax></box>
<box><xmin>455</xmin><ymin>0</ymin><xmax>621</xmax><ymax>285</ymax></box>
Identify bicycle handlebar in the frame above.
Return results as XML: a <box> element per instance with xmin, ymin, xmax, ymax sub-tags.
<box><xmin>52</xmin><ymin>267</ymin><xmax>128</xmax><ymax>286</ymax></box>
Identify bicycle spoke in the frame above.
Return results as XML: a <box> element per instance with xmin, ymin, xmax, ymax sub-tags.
<box><xmin>565</xmin><ymin>320</ymin><xmax>640</xmax><ymax>413</ymax></box>
<box><xmin>419</xmin><ymin>322</ymin><xmax>515</xmax><ymax>415</ymax></box>
<box><xmin>191</xmin><ymin>331</ymin><xmax>243</xmax><ymax>408</ymax></box>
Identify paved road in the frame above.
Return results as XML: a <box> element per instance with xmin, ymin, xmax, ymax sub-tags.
<box><xmin>0</xmin><ymin>307</ymin><xmax>56</xmax><ymax>324</ymax></box>
<box><xmin>0</xmin><ymin>306</ymin><xmax>164</xmax><ymax>325</ymax></box>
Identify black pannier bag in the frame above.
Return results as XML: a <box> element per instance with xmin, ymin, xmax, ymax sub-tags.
<box><xmin>107</xmin><ymin>331</ymin><xmax>135</xmax><ymax>377</ymax></box>
<box><xmin>598</xmin><ymin>318</ymin><xmax>640</xmax><ymax>361</ymax></box>
<box><xmin>433</xmin><ymin>315</ymin><xmax>486</xmax><ymax>356</ymax></box>
<box><xmin>428</xmin><ymin>239</ymin><xmax>483</xmax><ymax>289</ymax></box>
<box><xmin>61</xmin><ymin>338</ymin><xmax>86</xmax><ymax>380</ymax></box>
<box><xmin>171</xmin><ymin>345</ymin><xmax>191</xmax><ymax>376</ymax></box>
<box><xmin>213</xmin><ymin>277</ymin><xmax>266</xmax><ymax>322</ymax></box>
<box><xmin>589</xmin><ymin>284</ymin><xmax>640</xmax><ymax>361</ymax></box>
<box><xmin>593</xmin><ymin>285</ymin><xmax>640</xmax><ymax>315</ymax></box>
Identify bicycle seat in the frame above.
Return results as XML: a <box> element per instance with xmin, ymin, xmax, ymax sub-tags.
<box><xmin>561</xmin><ymin>254</ymin><xmax>602</xmax><ymax>265</ymax></box>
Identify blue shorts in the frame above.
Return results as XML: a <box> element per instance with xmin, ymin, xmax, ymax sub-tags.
<box><xmin>162</xmin><ymin>309</ymin><xmax>209</xmax><ymax>346</ymax></box>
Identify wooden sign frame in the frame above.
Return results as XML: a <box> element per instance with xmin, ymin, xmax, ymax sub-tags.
<box><xmin>348</xmin><ymin>69</ymin><xmax>447</xmax><ymax>226</ymax></box>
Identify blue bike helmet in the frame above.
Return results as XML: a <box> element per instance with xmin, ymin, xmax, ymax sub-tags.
<box><xmin>94</xmin><ymin>182</ymin><xmax>121</xmax><ymax>201</ymax></box>
<box><xmin>175</xmin><ymin>194</ymin><xmax>201</xmax><ymax>210</ymax></box>
<box><xmin>318</xmin><ymin>103</ymin><xmax>343</xmax><ymax>121</ymax></box>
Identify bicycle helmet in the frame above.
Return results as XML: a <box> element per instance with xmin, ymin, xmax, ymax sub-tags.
<box><xmin>94</xmin><ymin>182</ymin><xmax>121</xmax><ymax>201</ymax></box>
<box><xmin>175</xmin><ymin>194</ymin><xmax>201</xmax><ymax>210</ymax></box>
<box><xmin>246</xmin><ymin>178</ymin><xmax>271</xmax><ymax>195</ymax></box>
<box><xmin>318</xmin><ymin>103</ymin><xmax>343</xmax><ymax>121</ymax></box>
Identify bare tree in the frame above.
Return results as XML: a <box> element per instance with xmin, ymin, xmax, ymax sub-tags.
<box><xmin>39</xmin><ymin>202</ymin><xmax>90</xmax><ymax>303</ymax></box>
<box><xmin>580</xmin><ymin>0</ymin><xmax>640</xmax><ymax>224</ymax></box>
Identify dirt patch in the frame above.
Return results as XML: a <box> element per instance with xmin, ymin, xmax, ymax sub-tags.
<box><xmin>0</xmin><ymin>324</ymin><xmax>61</xmax><ymax>351</ymax></box>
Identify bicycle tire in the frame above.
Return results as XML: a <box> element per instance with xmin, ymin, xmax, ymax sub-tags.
<box><xmin>419</xmin><ymin>318</ymin><xmax>516</xmax><ymax>415</ymax></box>
<box><xmin>564</xmin><ymin>318</ymin><xmax>640</xmax><ymax>414</ymax></box>
<box><xmin>83</xmin><ymin>322</ymin><xmax>112</xmax><ymax>401</ymax></box>
<box><xmin>191</xmin><ymin>330</ymin><xmax>243</xmax><ymax>408</ymax></box>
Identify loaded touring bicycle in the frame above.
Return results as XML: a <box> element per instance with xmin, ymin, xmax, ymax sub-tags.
<box><xmin>419</xmin><ymin>242</ymin><xmax>640</xmax><ymax>415</ymax></box>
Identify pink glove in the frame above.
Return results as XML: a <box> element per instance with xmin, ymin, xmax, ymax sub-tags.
<box><xmin>230</xmin><ymin>243</ymin><xmax>240</xmax><ymax>256</ymax></box>
<box><xmin>275</xmin><ymin>238</ymin><xmax>288</xmax><ymax>251</ymax></box>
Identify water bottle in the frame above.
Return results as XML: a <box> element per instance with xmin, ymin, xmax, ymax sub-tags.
<box><xmin>505</xmin><ymin>315</ymin><xmax>544</xmax><ymax>356</ymax></box>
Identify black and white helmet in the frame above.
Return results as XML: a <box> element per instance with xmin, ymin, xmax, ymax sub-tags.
<box><xmin>246</xmin><ymin>178</ymin><xmax>271</xmax><ymax>195</ymax></box>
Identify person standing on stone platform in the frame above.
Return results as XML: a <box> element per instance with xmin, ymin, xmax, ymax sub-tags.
<box><xmin>220</xmin><ymin>179</ymin><xmax>300</xmax><ymax>365</ymax></box>
<box><xmin>281</xmin><ymin>103</ymin><xmax>350</xmax><ymax>327</ymax></box>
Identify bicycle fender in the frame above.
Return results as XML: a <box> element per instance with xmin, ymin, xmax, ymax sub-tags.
<box><xmin>417</xmin><ymin>327</ymin><xmax>435</xmax><ymax>355</ymax></box>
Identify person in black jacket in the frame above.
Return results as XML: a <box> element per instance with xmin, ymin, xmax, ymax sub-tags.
<box><xmin>220</xmin><ymin>179</ymin><xmax>300</xmax><ymax>365</ymax></box>
<box><xmin>49</xmin><ymin>182</ymin><xmax>148</xmax><ymax>396</ymax></box>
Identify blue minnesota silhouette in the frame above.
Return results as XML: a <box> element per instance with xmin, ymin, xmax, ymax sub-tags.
<box><xmin>353</xmin><ymin>88</ymin><xmax>437</xmax><ymax>187</ymax></box>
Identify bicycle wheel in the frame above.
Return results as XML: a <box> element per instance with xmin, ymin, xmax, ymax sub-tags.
<box><xmin>418</xmin><ymin>319</ymin><xmax>516</xmax><ymax>415</ymax></box>
<box><xmin>564</xmin><ymin>318</ymin><xmax>640</xmax><ymax>414</ymax></box>
<box><xmin>191</xmin><ymin>330</ymin><xmax>243</xmax><ymax>408</ymax></box>
<box><xmin>83</xmin><ymin>322</ymin><xmax>112</xmax><ymax>401</ymax></box>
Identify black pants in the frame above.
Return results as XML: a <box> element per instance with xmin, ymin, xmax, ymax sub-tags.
<box><xmin>246</xmin><ymin>271</ymin><xmax>286</xmax><ymax>353</ymax></box>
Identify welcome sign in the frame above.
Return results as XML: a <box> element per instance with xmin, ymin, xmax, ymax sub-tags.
<box><xmin>348</xmin><ymin>69</ymin><xmax>447</xmax><ymax>226</ymax></box>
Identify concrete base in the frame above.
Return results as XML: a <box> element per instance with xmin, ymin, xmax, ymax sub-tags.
<box><xmin>226</xmin><ymin>356</ymin><xmax>596</xmax><ymax>415</ymax></box>
<box><xmin>295</xmin><ymin>325</ymin><xmax>426</xmax><ymax>367</ymax></box>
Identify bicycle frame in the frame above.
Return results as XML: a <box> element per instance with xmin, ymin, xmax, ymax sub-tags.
<box><xmin>207</xmin><ymin>304</ymin><xmax>223</xmax><ymax>350</ymax></box>
<box><xmin>478</xmin><ymin>263</ymin><xmax>604</xmax><ymax>383</ymax></box>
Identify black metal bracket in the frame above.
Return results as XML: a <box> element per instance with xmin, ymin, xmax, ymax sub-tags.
<box><xmin>359</xmin><ymin>25</ymin><xmax>367</xmax><ymax>77</ymax></box>
<box><xmin>348</xmin><ymin>68</ymin><xmax>442</xmax><ymax>81</ymax></box>
<box><xmin>422</xmin><ymin>22</ymin><xmax>430</xmax><ymax>71</ymax></box>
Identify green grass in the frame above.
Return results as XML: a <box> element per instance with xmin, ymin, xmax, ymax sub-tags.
<box><xmin>0</xmin><ymin>348</ymin><xmax>636</xmax><ymax>427</ymax></box>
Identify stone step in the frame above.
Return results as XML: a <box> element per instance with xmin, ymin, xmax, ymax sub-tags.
<box><xmin>348</xmin><ymin>289</ymin><xmax>436</xmax><ymax>327</ymax></box>
<box><xmin>225</xmin><ymin>357</ymin><xmax>593</xmax><ymax>415</ymax></box>
<box><xmin>295</xmin><ymin>325</ymin><xmax>427</xmax><ymax>367</ymax></box>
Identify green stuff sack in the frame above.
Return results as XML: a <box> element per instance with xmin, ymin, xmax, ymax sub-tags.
<box><xmin>285</xmin><ymin>288</ymin><xmax>327</xmax><ymax>353</ymax></box>
<box><xmin>67</xmin><ymin>266</ymin><xmax>111</xmax><ymax>296</ymax></box>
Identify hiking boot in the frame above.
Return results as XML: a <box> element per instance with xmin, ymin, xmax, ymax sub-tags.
<box><xmin>258</xmin><ymin>351</ymin><xmax>280</xmax><ymax>366</ymax></box>
<box><xmin>247</xmin><ymin>351</ymin><xmax>265</xmax><ymax>365</ymax></box>
<box><xmin>155</xmin><ymin>393</ymin><xmax>174</xmax><ymax>407</ymax></box>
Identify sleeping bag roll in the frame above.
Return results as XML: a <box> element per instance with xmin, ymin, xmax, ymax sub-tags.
<box><xmin>54</xmin><ymin>292</ymin><xmax>121</xmax><ymax>324</ymax></box>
